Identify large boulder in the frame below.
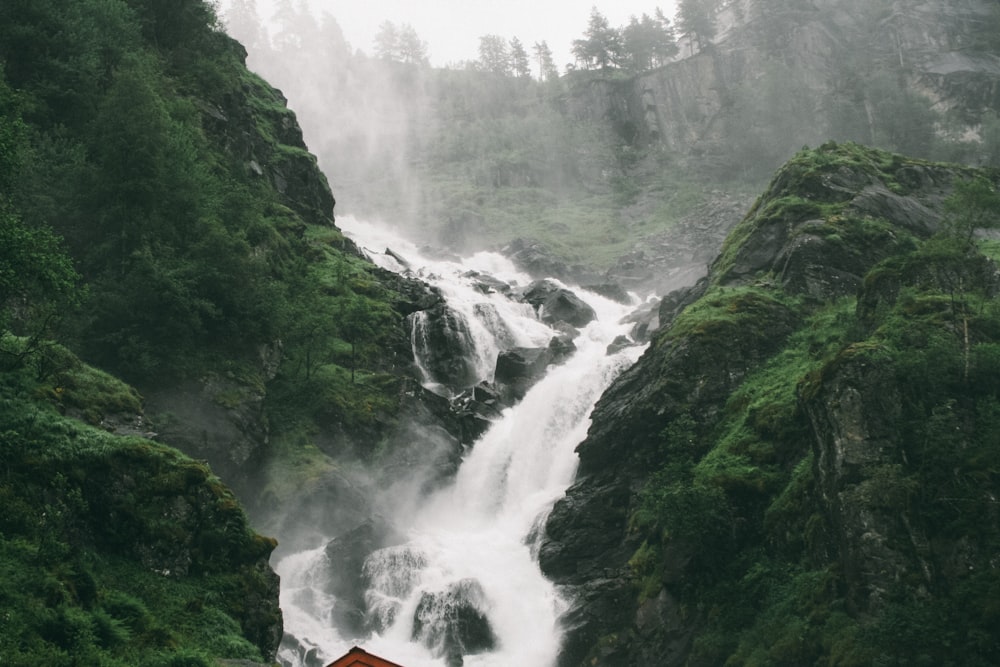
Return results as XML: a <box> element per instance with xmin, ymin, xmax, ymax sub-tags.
<box><xmin>322</xmin><ymin>518</ymin><xmax>404</xmax><ymax>637</ymax></box>
<box><xmin>409</xmin><ymin>303</ymin><xmax>480</xmax><ymax>390</ymax></box>
<box><xmin>519</xmin><ymin>280</ymin><xmax>597</xmax><ymax>329</ymax></box>
<box><xmin>411</xmin><ymin>578</ymin><xmax>497</xmax><ymax>665</ymax></box>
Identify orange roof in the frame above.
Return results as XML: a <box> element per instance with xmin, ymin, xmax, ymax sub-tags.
<box><xmin>325</xmin><ymin>646</ymin><xmax>407</xmax><ymax>667</ymax></box>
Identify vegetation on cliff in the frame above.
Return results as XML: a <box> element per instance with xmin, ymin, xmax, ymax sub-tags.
<box><xmin>1</xmin><ymin>0</ymin><xmax>428</xmax><ymax>662</ymax></box>
<box><xmin>0</xmin><ymin>339</ymin><xmax>280</xmax><ymax>665</ymax></box>
<box><xmin>542</xmin><ymin>143</ymin><xmax>1000</xmax><ymax>666</ymax></box>
<box><xmin>221</xmin><ymin>0</ymin><xmax>1000</xmax><ymax>281</ymax></box>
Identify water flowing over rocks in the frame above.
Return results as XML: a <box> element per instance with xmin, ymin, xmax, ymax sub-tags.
<box><xmin>411</xmin><ymin>579</ymin><xmax>497</xmax><ymax>664</ymax></box>
<box><xmin>519</xmin><ymin>279</ymin><xmax>598</xmax><ymax>329</ymax></box>
<box><xmin>276</xmin><ymin>218</ymin><xmax>648</xmax><ymax>667</ymax></box>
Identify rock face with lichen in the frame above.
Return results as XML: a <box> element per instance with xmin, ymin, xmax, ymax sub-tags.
<box><xmin>540</xmin><ymin>143</ymin><xmax>1000</xmax><ymax>666</ymax></box>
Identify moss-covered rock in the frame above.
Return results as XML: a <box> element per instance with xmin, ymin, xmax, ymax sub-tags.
<box><xmin>0</xmin><ymin>346</ymin><xmax>281</xmax><ymax>664</ymax></box>
<box><xmin>541</xmin><ymin>144</ymin><xmax>1000</xmax><ymax>666</ymax></box>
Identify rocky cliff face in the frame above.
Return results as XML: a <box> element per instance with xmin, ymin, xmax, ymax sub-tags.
<box><xmin>566</xmin><ymin>0</ymin><xmax>999</xmax><ymax>179</ymax></box>
<box><xmin>540</xmin><ymin>143</ymin><xmax>1000</xmax><ymax>665</ymax></box>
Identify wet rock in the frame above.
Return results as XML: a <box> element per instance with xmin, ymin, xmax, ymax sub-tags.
<box><xmin>323</xmin><ymin>518</ymin><xmax>405</xmax><ymax>637</ymax></box>
<box><xmin>606</xmin><ymin>335</ymin><xmax>634</xmax><ymax>355</ymax></box>
<box><xmin>494</xmin><ymin>347</ymin><xmax>552</xmax><ymax>403</ymax></box>
<box><xmin>519</xmin><ymin>279</ymin><xmax>597</xmax><ymax>329</ymax></box>
<box><xmin>463</xmin><ymin>270</ymin><xmax>513</xmax><ymax>296</ymax></box>
<box><xmin>583</xmin><ymin>282</ymin><xmax>633</xmax><ymax>304</ymax></box>
<box><xmin>451</xmin><ymin>382</ymin><xmax>505</xmax><ymax>443</ymax></box>
<box><xmin>409</xmin><ymin>303</ymin><xmax>479</xmax><ymax>389</ymax></box>
<box><xmin>411</xmin><ymin>579</ymin><xmax>497</xmax><ymax>661</ymax></box>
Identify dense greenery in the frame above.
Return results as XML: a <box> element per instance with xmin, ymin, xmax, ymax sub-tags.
<box><xmin>1</xmin><ymin>0</ymin><xmax>424</xmax><ymax>662</ymax></box>
<box><xmin>624</xmin><ymin>145</ymin><xmax>1000</xmax><ymax>665</ymax></box>
<box><xmin>0</xmin><ymin>0</ymin><xmax>417</xmax><ymax>432</ymax></box>
<box><xmin>0</xmin><ymin>339</ymin><xmax>277</xmax><ymax>665</ymax></box>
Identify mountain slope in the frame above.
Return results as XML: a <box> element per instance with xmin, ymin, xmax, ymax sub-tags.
<box><xmin>540</xmin><ymin>142</ymin><xmax>1000</xmax><ymax>666</ymax></box>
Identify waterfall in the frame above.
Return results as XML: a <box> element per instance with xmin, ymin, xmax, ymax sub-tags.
<box><xmin>276</xmin><ymin>217</ymin><xmax>646</xmax><ymax>667</ymax></box>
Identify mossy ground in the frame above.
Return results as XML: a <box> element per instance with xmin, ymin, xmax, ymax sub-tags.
<box><xmin>0</xmin><ymin>343</ymin><xmax>277</xmax><ymax>665</ymax></box>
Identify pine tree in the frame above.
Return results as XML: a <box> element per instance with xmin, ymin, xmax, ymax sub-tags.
<box><xmin>509</xmin><ymin>37</ymin><xmax>531</xmax><ymax>78</ymax></box>
<box><xmin>572</xmin><ymin>7</ymin><xmax>623</xmax><ymax>70</ymax></box>
<box><xmin>397</xmin><ymin>24</ymin><xmax>428</xmax><ymax>65</ymax></box>
<box><xmin>478</xmin><ymin>34</ymin><xmax>510</xmax><ymax>75</ymax></box>
<box><xmin>677</xmin><ymin>0</ymin><xmax>718</xmax><ymax>51</ymax></box>
<box><xmin>374</xmin><ymin>21</ymin><xmax>399</xmax><ymax>61</ymax></box>
<box><xmin>533</xmin><ymin>41</ymin><xmax>559</xmax><ymax>81</ymax></box>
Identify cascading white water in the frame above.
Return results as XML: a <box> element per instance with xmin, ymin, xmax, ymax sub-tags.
<box><xmin>276</xmin><ymin>216</ymin><xmax>646</xmax><ymax>667</ymax></box>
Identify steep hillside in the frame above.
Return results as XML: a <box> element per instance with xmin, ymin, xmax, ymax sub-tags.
<box><xmin>540</xmin><ymin>142</ymin><xmax>1000</xmax><ymax>666</ymax></box>
<box><xmin>1</xmin><ymin>0</ymin><xmax>455</xmax><ymax>662</ymax></box>
<box><xmin>0</xmin><ymin>341</ymin><xmax>280</xmax><ymax>664</ymax></box>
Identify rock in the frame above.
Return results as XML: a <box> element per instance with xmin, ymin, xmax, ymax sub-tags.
<box><xmin>548</xmin><ymin>332</ymin><xmax>577</xmax><ymax>363</ymax></box>
<box><xmin>452</xmin><ymin>382</ymin><xmax>505</xmax><ymax>443</ymax></box>
<box><xmin>501</xmin><ymin>238</ymin><xmax>573</xmax><ymax>281</ymax></box>
<box><xmin>385</xmin><ymin>247</ymin><xmax>410</xmax><ymax>267</ymax></box>
<box><xmin>493</xmin><ymin>347</ymin><xmax>552</xmax><ymax>403</ymax></box>
<box><xmin>463</xmin><ymin>270</ymin><xmax>512</xmax><ymax>295</ymax></box>
<box><xmin>411</xmin><ymin>579</ymin><xmax>497</xmax><ymax>660</ymax></box>
<box><xmin>519</xmin><ymin>280</ymin><xmax>597</xmax><ymax>329</ymax></box>
<box><xmin>409</xmin><ymin>303</ymin><xmax>480</xmax><ymax>390</ymax></box>
<box><xmin>322</xmin><ymin>518</ymin><xmax>405</xmax><ymax>637</ymax></box>
<box><xmin>145</xmin><ymin>372</ymin><xmax>269</xmax><ymax>494</ymax></box>
<box><xmin>606</xmin><ymin>335</ymin><xmax>634</xmax><ymax>355</ymax></box>
<box><xmin>583</xmin><ymin>282</ymin><xmax>632</xmax><ymax>304</ymax></box>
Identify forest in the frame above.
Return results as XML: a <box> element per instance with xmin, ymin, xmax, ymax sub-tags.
<box><xmin>3</xmin><ymin>0</ymin><xmax>1000</xmax><ymax>664</ymax></box>
<box><xmin>223</xmin><ymin>0</ymin><xmax>1000</xmax><ymax>279</ymax></box>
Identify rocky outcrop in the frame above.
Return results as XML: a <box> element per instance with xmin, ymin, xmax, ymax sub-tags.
<box><xmin>540</xmin><ymin>144</ymin><xmax>1000</xmax><ymax>666</ymax></box>
<box><xmin>411</xmin><ymin>579</ymin><xmax>497</xmax><ymax>665</ymax></box>
<box><xmin>519</xmin><ymin>280</ymin><xmax>597</xmax><ymax>329</ymax></box>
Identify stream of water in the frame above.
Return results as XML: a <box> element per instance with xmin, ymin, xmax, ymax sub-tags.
<box><xmin>275</xmin><ymin>217</ymin><xmax>646</xmax><ymax>667</ymax></box>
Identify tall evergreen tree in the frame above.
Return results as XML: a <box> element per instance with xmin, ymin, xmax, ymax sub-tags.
<box><xmin>677</xmin><ymin>0</ymin><xmax>718</xmax><ymax>51</ymax></box>
<box><xmin>572</xmin><ymin>7</ymin><xmax>623</xmax><ymax>70</ymax></box>
<box><xmin>397</xmin><ymin>24</ymin><xmax>428</xmax><ymax>65</ymax></box>
<box><xmin>509</xmin><ymin>37</ymin><xmax>531</xmax><ymax>78</ymax></box>
<box><xmin>478</xmin><ymin>34</ymin><xmax>511</xmax><ymax>75</ymax></box>
<box><xmin>374</xmin><ymin>20</ymin><xmax>400</xmax><ymax>60</ymax></box>
<box><xmin>533</xmin><ymin>40</ymin><xmax>559</xmax><ymax>81</ymax></box>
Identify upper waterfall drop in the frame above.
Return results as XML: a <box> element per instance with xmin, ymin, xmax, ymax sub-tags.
<box><xmin>276</xmin><ymin>216</ymin><xmax>648</xmax><ymax>667</ymax></box>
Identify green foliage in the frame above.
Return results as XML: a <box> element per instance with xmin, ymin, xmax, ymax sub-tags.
<box><xmin>0</xmin><ymin>351</ymin><xmax>276</xmax><ymax>664</ymax></box>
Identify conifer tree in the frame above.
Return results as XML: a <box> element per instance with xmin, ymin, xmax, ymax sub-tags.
<box><xmin>478</xmin><ymin>34</ymin><xmax>511</xmax><ymax>75</ymax></box>
<box><xmin>572</xmin><ymin>7</ymin><xmax>623</xmax><ymax>70</ymax></box>
<box><xmin>677</xmin><ymin>0</ymin><xmax>718</xmax><ymax>51</ymax></box>
<box><xmin>510</xmin><ymin>37</ymin><xmax>531</xmax><ymax>78</ymax></box>
<box><xmin>533</xmin><ymin>40</ymin><xmax>559</xmax><ymax>81</ymax></box>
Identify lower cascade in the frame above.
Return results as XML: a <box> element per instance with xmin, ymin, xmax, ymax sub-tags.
<box><xmin>276</xmin><ymin>217</ymin><xmax>647</xmax><ymax>667</ymax></box>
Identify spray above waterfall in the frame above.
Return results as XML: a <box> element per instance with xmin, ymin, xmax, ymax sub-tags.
<box><xmin>276</xmin><ymin>216</ymin><xmax>648</xmax><ymax>667</ymax></box>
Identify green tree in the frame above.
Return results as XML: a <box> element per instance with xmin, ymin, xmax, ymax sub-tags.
<box><xmin>533</xmin><ymin>40</ymin><xmax>559</xmax><ymax>81</ymax></box>
<box><xmin>677</xmin><ymin>0</ymin><xmax>718</xmax><ymax>51</ymax></box>
<box><xmin>0</xmin><ymin>72</ymin><xmax>79</xmax><ymax>357</ymax></box>
<box><xmin>572</xmin><ymin>7</ymin><xmax>623</xmax><ymax>70</ymax></box>
<box><xmin>478</xmin><ymin>34</ymin><xmax>511</xmax><ymax>75</ymax></box>
<box><xmin>509</xmin><ymin>37</ymin><xmax>531</xmax><ymax>78</ymax></box>
<box><xmin>652</xmin><ymin>8</ymin><xmax>680</xmax><ymax>65</ymax></box>
<box><xmin>373</xmin><ymin>20</ymin><xmax>400</xmax><ymax>60</ymax></box>
<box><xmin>397</xmin><ymin>24</ymin><xmax>428</xmax><ymax>65</ymax></box>
<box><xmin>944</xmin><ymin>175</ymin><xmax>1000</xmax><ymax>246</ymax></box>
<box><xmin>622</xmin><ymin>12</ymin><xmax>676</xmax><ymax>71</ymax></box>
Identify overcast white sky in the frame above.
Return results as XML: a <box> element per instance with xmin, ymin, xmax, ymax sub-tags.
<box><xmin>240</xmin><ymin>1</ymin><xmax>680</xmax><ymax>68</ymax></box>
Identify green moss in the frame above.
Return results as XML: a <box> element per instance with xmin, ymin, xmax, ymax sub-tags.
<box><xmin>0</xmin><ymin>356</ymin><xmax>277</xmax><ymax>664</ymax></box>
